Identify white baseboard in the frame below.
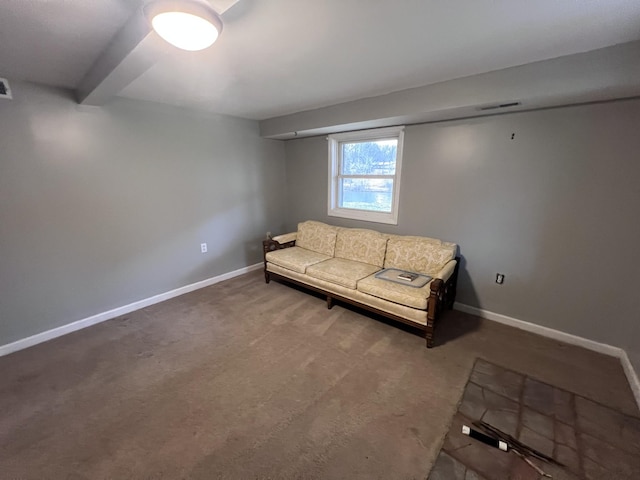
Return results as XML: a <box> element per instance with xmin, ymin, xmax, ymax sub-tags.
<box><xmin>620</xmin><ymin>351</ymin><xmax>640</xmax><ymax>411</ymax></box>
<box><xmin>454</xmin><ymin>302</ymin><xmax>640</xmax><ymax>410</ymax></box>
<box><xmin>0</xmin><ymin>263</ymin><xmax>263</xmax><ymax>358</ymax></box>
<box><xmin>453</xmin><ymin>302</ymin><xmax>622</xmax><ymax>356</ymax></box>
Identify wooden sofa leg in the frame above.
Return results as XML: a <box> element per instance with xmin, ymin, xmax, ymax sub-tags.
<box><xmin>425</xmin><ymin>331</ymin><xmax>434</xmax><ymax>348</ymax></box>
<box><xmin>426</xmin><ymin>278</ymin><xmax>443</xmax><ymax>348</ymax></box>
<box><xmin>327</xmin><ymin>296</ymin><xmax>334</xmax><ymax>309</ymax></box>
<box><xmin>264</xmin><ymin>270</ymin><xmax>270</xmax><ymax>284</ymax></box>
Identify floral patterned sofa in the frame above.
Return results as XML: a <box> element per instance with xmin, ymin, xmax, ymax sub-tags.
<box><xmin>263</xmin><ymin>221</ymin><xmax>459</xmax><ymax>347</ymax></box>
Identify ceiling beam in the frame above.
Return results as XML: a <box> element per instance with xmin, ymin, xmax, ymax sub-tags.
<box><xmin>76</xmin><ymin>10</ymin><xmax>168</xmax><ymax>106</ymax></box>
<box><xmin>259</xmin><ymin>41</ymin><xmax>640</xmax><ymax>139</ymax></box>
<box><xmin>76</xmin><ymin>0</ymin><xmax>240</xmax><ymax>106</ymax></box>
<box><xmin>210</xmin><ymin>0</ymin><xmax>241</xmax><ymax>14</ymax></box>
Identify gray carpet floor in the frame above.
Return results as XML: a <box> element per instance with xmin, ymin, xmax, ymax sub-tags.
<box><xmin>1</xmin><ymin>270</ymin><xmax>638</xmax><ymax>479</ymax></box>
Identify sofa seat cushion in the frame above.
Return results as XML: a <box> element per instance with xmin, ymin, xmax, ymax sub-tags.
<box><xmin>334</xmin><ymin>228</ymin><xmax>388</xmax><ymax>268</ymax></box>
<box><xmin>296</xmin><ymin>221</ymin><xmax>338</xmax><ymax>257</ymax></box>
<box><xmin>265</xmin><ymin>247</ymin><xmax>331</xmax><ymax>274</ymax></box>
<box><xmin>384</xmin><ymin>235</ymin><xmax>457</xmax><ymax>275</ymax></box>
<box><xmin>306</xmin><ymin>258</ymin><xmax>380</xmax><ymax>289</ymax></box>
<box><xmin>267</xmin><ymin>263</ymin><xmax>427</xmax><ymax>325</ymax></box>
<box><xmin>357</xmin><ymin>274</ymin><xmax>432</xmax><ymax>310</ymax></box>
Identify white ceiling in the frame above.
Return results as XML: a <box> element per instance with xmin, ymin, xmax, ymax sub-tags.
<box><xmin>1</xmin><ymin>0</ymin><xmax>640</xmax><ymax>120</ymax></box>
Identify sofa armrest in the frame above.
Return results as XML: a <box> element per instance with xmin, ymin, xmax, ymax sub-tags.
<box><xmin>272</xmin><ymin>232</ymin><xmax>297</xmax><ymax>244</ymax></box>
<box><xmin>426</xmin><ymin>257</ymin><xmax>460</xmax><ymax>347</ymax></box>
<box><xmin>262</xmin><ymin>233</ymin><xmax>297</xmax><ymax>284</ymax></box>
<box><xmin>435</xmin><ymin>259</ymin><xmax>457</xmax><ymax>283</ymax></box>
<box><xmin>263</xmin><ymin>233</ymin><xmax>296</xmax><ymax>262</ymax></box>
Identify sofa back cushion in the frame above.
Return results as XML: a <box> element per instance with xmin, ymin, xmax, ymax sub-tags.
<box><xmin>384</xmin><ymin>235</ymin><xmax>457</xmax><ymax>275</ymax></box>
<box><xmin>296</xmin><ymin>221</ymin><xmax>338</xmax><ymax>257</ymax></box>
<box><xmin>334</xmin><ymin>228</ymin><xmax>388</xmax><ymax>267</ymax></box>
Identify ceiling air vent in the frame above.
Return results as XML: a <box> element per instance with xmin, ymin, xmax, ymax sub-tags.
<box><xmin>477</xmin><ymin>101</ymin><xmax>521</xmax><ymax>111</ymax></box>
<box><xmin>0</xmin><ymin>78</ymin><xmax>13</xmax><ymax>100</ymax></box>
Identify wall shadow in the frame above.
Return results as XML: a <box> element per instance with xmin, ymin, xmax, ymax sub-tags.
<box><xmin>436</xmin><ymin>254</ymin><xmax>483</xmax><ymax>346</ymax></box>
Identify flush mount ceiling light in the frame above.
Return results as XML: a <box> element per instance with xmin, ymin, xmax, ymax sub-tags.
<box><xmin>145</xmin><ymin>0</ymin><xmax>223</xmax><ymax>51</ymax></box>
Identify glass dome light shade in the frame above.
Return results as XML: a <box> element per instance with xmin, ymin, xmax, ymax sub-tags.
<box><xmin>145</xmin><ymin>0</ymin><xmax>223</xmax><ymax>51</ymax></box>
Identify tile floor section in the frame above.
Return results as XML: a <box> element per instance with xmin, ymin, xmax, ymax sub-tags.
<box><xmin>428</xmin><ymin>359</ymin><xmax>640</xmax><ymax>479</ymax></box>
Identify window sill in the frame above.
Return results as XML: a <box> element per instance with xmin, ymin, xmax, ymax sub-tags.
<box><xmin>328</xmin><ymin>207</ymin><xmax>398</xmax><ymax>225</ymax></box>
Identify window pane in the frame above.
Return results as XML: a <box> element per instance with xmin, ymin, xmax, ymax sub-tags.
<box><xmin>341</xmin><ymin>140</ymin><xmax>397</xmax><ymax>175</ymax></box>
<box><xmin>340</xmin><ymin>178</ymin><xmax>393</xmax><ymax>212</ymax></box>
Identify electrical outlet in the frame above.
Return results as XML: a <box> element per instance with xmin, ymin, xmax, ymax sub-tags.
<box><xmin>496</xmin><ymin>273</ymin><xmax>504</xmax><ymax>284</ymax></box>
<box><xmin>201</xmin><ymin>243</ymin><xmax>208</xmax><ymax>253</ymax></box>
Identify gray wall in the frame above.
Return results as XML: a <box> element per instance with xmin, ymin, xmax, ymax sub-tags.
<box><xmin>284</xmin><ymin>99</ymin><xmax>640</xmax><ymax>367</ymax></box>
<box><xmin>0</xmin><ymin>81</ymin><xmax>287</xmax><ymax>345</ymax></box>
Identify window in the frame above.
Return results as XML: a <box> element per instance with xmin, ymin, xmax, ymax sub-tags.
<box><xmin>328</xmin><ymin>126</ymin><xmax>404</xmax><ymax>225</ymax></box>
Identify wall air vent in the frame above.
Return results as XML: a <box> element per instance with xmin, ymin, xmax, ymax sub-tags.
<box><xmin>0</xmin><ymin>77</ymin><xmax>13</xmax><ymax>100</ymax></box>
<box><xmin>477</xmin><ymin>101</ymin><xmax>521</xmax><ymax>111</ymax></box>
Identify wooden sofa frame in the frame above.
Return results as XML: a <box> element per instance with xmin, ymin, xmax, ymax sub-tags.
<box><xmin>263</xmin><ymin>238</ymin><xmax>460</xmax><ymax>348</ymax></box>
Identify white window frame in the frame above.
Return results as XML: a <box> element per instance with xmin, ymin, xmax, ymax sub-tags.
<box><xmin>327</xmin><ymin>126</ymin><xmax>404</xmax><ymax>225</ymax></box>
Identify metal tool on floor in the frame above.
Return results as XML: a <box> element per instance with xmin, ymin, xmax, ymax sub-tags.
<box><xmin>512</xmin><ymin>449</ymin><xmax>552</xmax><ymax>478</ymax></box>
<box><xmin>461</xmin><ymin>425</ymin><xmax>508</xmax><ymax>451</ymax></box>
<box><xmin>462</xmin><ymin>421</ymin><xmax>563</xmax><ymax>478</ymax></box>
